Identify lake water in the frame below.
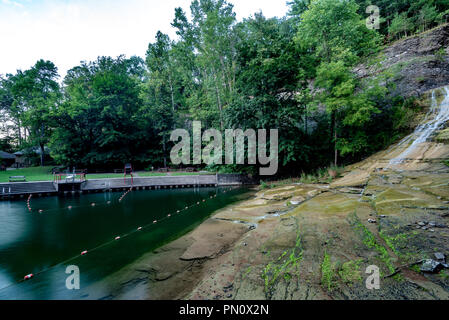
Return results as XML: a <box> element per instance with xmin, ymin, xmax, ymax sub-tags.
<box><xmin>0</xmin><ymin>186</ymin><xmax>251</xmax><ymax>299</ymax></box>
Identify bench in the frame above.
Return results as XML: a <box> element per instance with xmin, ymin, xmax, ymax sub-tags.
<box><xmin>114</xmin><ymin>169</ymin><xmax>124</xmax><ymax>173</ymax></box>
<box><xmin>9</xmin><ymin>176</ymin><xmax>26</xmax><ymax>182</ymax></box>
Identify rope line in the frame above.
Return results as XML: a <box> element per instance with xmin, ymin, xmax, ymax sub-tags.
<box><xmin>1</xmin><ymin>186</ymin><xmax>237</xmax><ymax>292</ymax></box>
<box><xmin>27</xmin><ymin>194</ymin><xmax>32</xmax><ymax>212</ymax></box>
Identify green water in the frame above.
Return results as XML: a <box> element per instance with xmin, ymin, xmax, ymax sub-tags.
<box><xmin>0</xmin><ymin>186</ymin><xmax>251</xmax><ymax>300</ymax></box>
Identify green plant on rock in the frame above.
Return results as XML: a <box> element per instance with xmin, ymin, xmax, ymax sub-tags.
<box><xmin>338</xmin><ymin>259</ymin><xmax>363</xmax><ymax>285</ymax></box>
<box><xmin>379</xmin><ymin>230</ymin><xmax>419</xmax><ymax>262</ymax></box>
<box><xmin>435</xmin><ymin>48</ymin><xmax>447</xmax><ymax>62</ymax></box>
<box><xmin>439</xmin><ymin>270</ymin><xmax>449</xmax><ymax>281</ymax></box>
<box><xmin>261</xmin><ymin>231</ymin><xmax>303</xmax><ymax>296</ymax></box>
<box><xmin>351</xmin><ymin>213</ymin><xmax>396</xmax><ymax>274</ymax></box>
<box><xmin>321</xmin><ymin>252</ymin><xmax>338</xmax><ymax>291</ymax></box>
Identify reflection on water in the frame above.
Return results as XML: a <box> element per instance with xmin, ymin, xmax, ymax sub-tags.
<box><xmin>0</xmin><ymin>186</ymin><xmax>250</xmax><ymax>300</ymax></box>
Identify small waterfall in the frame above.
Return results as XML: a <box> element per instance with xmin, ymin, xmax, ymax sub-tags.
<box><xmin>389</xmin><ymin>86</ymin><xmax>449</xmax><ymax>166</ymax></box>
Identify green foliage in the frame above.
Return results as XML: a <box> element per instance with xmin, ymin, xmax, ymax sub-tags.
<box><xmin>354</xmin><ymin>0</ymin><xmax>449</xmax><ymax>39</ymax></box>
<box><xmin>339</xmin><ymin>259</ymin><xmax>363</xmax><ymax>285</ymax></box>
<box><xmin>298</xmin><ymin>165</ymin><xmax>344</xmax><ymax>183</ymax></box>
<box><xmin>2</xmin><ymin>60</ymin><xmax>60</xmax><ymax>166</ymax></box>
<box><xmin>296</xmin><ymin>0</ymin><xmax>381</xmax><ymax>63</ymax></box>
<box><xmin>388</xmin><ymin>12</ymin><xmax>414</xmax><ymax>39</ymax></box>
<box><xmin>260</xmin><ymin>180</ymin><xmax>270</xmax><ymax>190</ymax></box>
<box><xmin>440</xmin><ymin>270</ymin><xmax>449</xmax><ymax>281</ymax></box>
<box><xmin>352</xmin><ymin>214</ymin><xmax>396</xmax><ymax>274</ymax></box>
<box><xmin>0</xmin><ymin>138</ymin><xmax>14</xmax><ymax>153</ymax></box>
<box><xmin>261</xmin><ymin>231</ymin><xmax>303</xmax><ymax>296</ymax></box>
<box><xmin>435</xmin><ymin>47</ymin><xmax>447</xmax><ymax>62</ymax></box>
<box><xmin>50</xmin><ymin>55</ymin><xmax>148</xmax><ymax>168</ymax></box>
<box><xmin>410</xmin><ymin>264</ymin><xmax>421</xmax><ymax>273</ymax></box>
<box><xmin>321</xmin><ymin>252</ymin><xmax>337</xmax><ymax>291</ymax></box>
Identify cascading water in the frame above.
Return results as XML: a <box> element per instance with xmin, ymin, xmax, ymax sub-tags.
<box><xmin>389</xmin><ymin>86</ymin><xmax>449</xmax><ymax>167</ymax></box>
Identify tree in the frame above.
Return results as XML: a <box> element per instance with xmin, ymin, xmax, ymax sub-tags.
<box><xmin>51</xmin><ymin>56</ymin><xmax>147</xmax><ymax>168</ymax></box>
<box><xmin>142</xmin><ymin>32</ymin><xmax>180</xmax><ymax>167</ymax></box>
<box><xmin>295</xmin><ymin>0</ymin><xmax>381</xmax><ymax>166</ymax></box>
<box><xmin>6</xmin><ymin>60</ymin><xmax>60</xmax><ymax>166</ymax></box>
<box><xmin>388</xmin><ymin>12</ymin><xmax>413</xmax><ymax>39</ymax></box>
<box><xmin>315</xmin><ymin>60</ymin><xmax>380</xmax><ymax>165</ymax></box>
<box><xmin>224</xmin><ymin>14</ymin><xmax>308</xmax><ymax>173</ymax></box>
<box><xmin>296</xmin><ymin>0</ymin><xmax>381</xmax><ymax>64</ymax></box>
<box><xmin>417</xmin><ymin>4</ymin><xmax>438</xmax><ymax>31</ymax></box>
<box><xmin>187</xmin><ymin>0</ymin><xmax>237</xmax><ymax>130</ymax></box>
<box><xmin>288</xmin><ymin>0</ymin><xmax>310</xmax><ymax>17</ymax></box>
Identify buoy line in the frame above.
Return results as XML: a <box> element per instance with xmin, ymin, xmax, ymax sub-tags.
<box><xmin>4</xmin><ymin>186</ymin><xmax>238</xmax><ymax>292</ymax></box>
<box><xmin>24</xmin><ymin>185</ymin><xmax>236</xmax><ymax>215</ymax></box>
<box><xmin>27</xmin><ymin>195</ymin><xmax>32</xmax><ymax>212</ymax></box>
<box><xmin>119</xmin><ymin>187</ymin><xmax>133</xmax><ymax>203</ymax></box>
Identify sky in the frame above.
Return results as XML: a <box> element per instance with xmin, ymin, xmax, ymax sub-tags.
<box><xmin>0</xmin><ymin>0</ymin><xmax>290</xmax><ymax>79</ymax></box>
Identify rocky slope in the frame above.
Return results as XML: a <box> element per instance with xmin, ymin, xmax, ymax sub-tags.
<box><xmin>355</xmin><ymin>23</ymin><xmax>449</xmax><ymax>99</ymax></box>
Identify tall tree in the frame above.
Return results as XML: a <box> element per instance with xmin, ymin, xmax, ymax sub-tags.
<box><xmin>295</xmin><ymin>0</ymin><xmax>381</xmax><ymax>165</ymax></box>
<box><xmin>8</xmin><ymin>60</ymin><xmax>60</xmax><ymax>166</ymax></box>
<box><xmin>143</xmin><ymin>32</ymin><xmax>180</xmax><ymax>167</ymax></box>
<box><xmin>188</xmin><ymin>0</ymin><xmax>237</xmax><ymax>130</ymax></box>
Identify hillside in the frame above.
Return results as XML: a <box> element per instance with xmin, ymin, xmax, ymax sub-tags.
<box><xmin>356</xmin><ymin>24</ymin><xmax>449</xmax><ymax>99</ymax></box>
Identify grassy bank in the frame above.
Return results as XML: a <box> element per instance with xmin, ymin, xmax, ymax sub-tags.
<box><xmin>0</xmin><ymin>167</ymin><xmax>215</xmax><ymax>183</ymax></box>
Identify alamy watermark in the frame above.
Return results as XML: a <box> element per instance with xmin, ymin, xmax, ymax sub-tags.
<box><xmin>365</xmin><ymin>265</ymin><xmax>380</xmax><ymax>290</ymax></box>
<box><xmin>65</xmin><ymin>265</ymin><xmax>80</xmax><ymax>290</ymax></box>
<box><xmin>366</xmin><ymin>5</ymin><xmax>380</xmax><ymax>30</ymax></box>
<box><xmin>170</xmin><ymin>121</ymin><xmax>279</xmax><ymax>176</ymax></box>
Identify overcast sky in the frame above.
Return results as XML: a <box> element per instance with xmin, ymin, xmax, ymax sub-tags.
<box><xmin>0</xmin><ymin>0</ymin><xmax>289</xmax><ymax>79</ymax></box>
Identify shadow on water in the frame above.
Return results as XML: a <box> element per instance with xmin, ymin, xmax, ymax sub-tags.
<box><xmin>0</xmin><ymin>186</ymin><xmax>253</xmax><ymax>299</ymax></box>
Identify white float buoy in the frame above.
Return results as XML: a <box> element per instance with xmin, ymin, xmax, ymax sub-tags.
<box><xmin>24</xmin><ymin>274</ymin><xmax>34</xmax><ymax>280</ymax></box>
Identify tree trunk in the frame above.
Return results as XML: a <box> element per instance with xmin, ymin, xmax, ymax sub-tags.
<box><xmin>40</xmin><ymin>143</ymin><xmax>45</xmax><ymax>167</ymax></box>
<box><xmin>331</xmin><ymin>111</ymin><xmax>337</xmax><ymax>167</ymax></box>
<box><xmin>216</xmin><ymin>84</ymin><xmax>223</xmax><ymax>131</ymax></box>
<box><xmin>168</xmin><ymin>73</ymin><xmax>175</xmax><ymax>112</ymax></box>
<box><xmin>163</xmin><ymin>136</ymin><xmax>167</xmax><ymax>168</ymax></box>
<box><xmin>213</xmin><ymin>73</ymin><xmax>224</xmax><ymax>131</ymax></box>
<box><xmin>17</xmin><ymin>121</ymin><xmax>22</xmax><ymax>145</ymax></box>
<box><xmin>304</xmin><ymin>105</ymin><xmax>308</xmax><ymax>133</ymax></box>
<box><xmin>334</xmin><ymin>123</ymin><xmax>338</xmax><ymax>167</ymax></box>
